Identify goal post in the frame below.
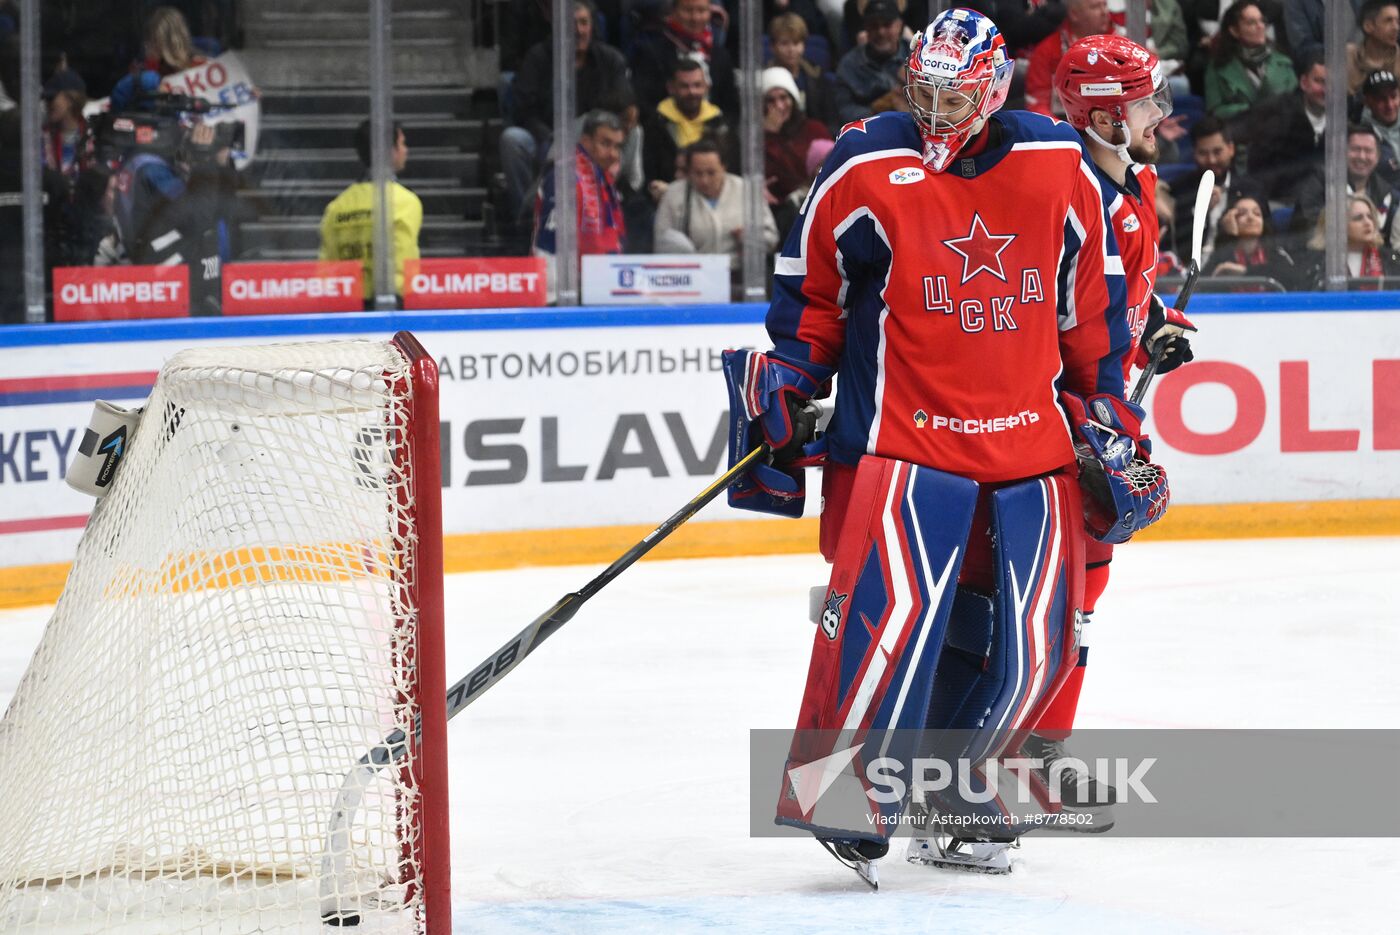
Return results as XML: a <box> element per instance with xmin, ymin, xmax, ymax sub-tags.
<box><xmin>0</xmin><ymin>332</ymin><xmax>449</xmax><ymax>933</ymax></box>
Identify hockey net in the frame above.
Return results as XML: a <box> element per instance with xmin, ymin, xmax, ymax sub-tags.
<box><xmin>0</xmin><ymin>333</ymin><xmax>448</xmax><ymax>934</ymax></box>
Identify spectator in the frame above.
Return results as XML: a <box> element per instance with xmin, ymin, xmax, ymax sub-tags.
<box><xmin>1348</xmin><ymin>1</ymin><xmax>1400</xmax><ymax>95</ymax></box>
<box><xmin>1245</xmin><ymin>51</ymin><xmax>1327</xmax><ymax>204</ymax></box>
<box><xmin>1172</xmin><ymin>115</ymin><xmax>1258</xmax><ymax>263</ymax></box>
<box><xmin>1203</xmin><ymin>2</ymin><xmax>1295</xmax><ymax>123</ymax></box>
<box><xmin>1024</xmin><ymin>0</ymin><xmax>1112</xmax><ymax>116</ymax></box>
<box><xmin>41</xmin><ymin>66</ymin><xmax>109</xmax><ymax>269</ymax></box>
<box><xmin>754</xmin><ymin>0</ymin><xmax>832</xmax><ymax>54</ymax></box>
<box><xmin>775</xmin><ymin>134</ymin><xmax>835</xmax><ymax>236</ymax></box>
<box><xmin>499</xmin><ymin>0</ymin><xmax>634</xmax><ymax>222</ymax></box>
<box><xmin>840</xmin><ymin>0</ymin><xmax>929</xmax><ymax>52</ymax></box>
<box><xmin>643</xmin><ymin>58</ymin><xmax>733</xmax><ymax>199</ymax></box>
<box><xmin>42</xmin><ymin>68</ymin><xmax>94</xmax><ymax>183</ymax></box>
<box><xmin>652</xmin><ymin>132</ymin><xmax>784</xmax><ymax>261</ymax></box>
<box><xmin>319</xmin><ymin>120</ymin><xmax>421</xmax><ymax>307</ymax></box>
<box><xmin>110</xmin><ymin>7</ymin><xmax>214</xmax><ymax>111</ymax></box>
<box><xmin>1360</xmin><ymin>69</ymin><xmax>1400</xmax><ymax>180</ymax></box>
<box><xmin>1203</xmin><ymin>193</ymin><xmax>1301</xmax><ymax>289</ymax></box>
<box><xmin>761</xmin><ymin>67</ymin><xmax>832</xmax><ymax>207</ymax></box>
<box><xmin>1300</xmin><ymin>192</ymin><xmax>1400</xmax><ymax>288</ymax></box>
<box><xmin>1145</xmin><ymin>0</ymin><xmax>1191</xmax><ymax>70</ymax></box>
<box><xmin>631</xmin><ymin>0</ymin><xmax>740</xmax><ymax>114</ymax></box>
<box><xmin>1284</xmin><ymin>0</ymin><xmax>1363</xmax><ymax>71</ymax></box>
<box><xmin>534</xmin><ymin>109</ymin><xmax>627</xmax><ymax>267</ymax></box>
<box><xmin>768</xmin><ymin>12</ymin><xmax>839</xmax><ymax>129</ymax></box>
<box><xmin>1289</xmin><ymin>124</ymin><xmax>1399</xmax><ymax>244</ymax></box>
<box><xmin>832</xmin><ymin>0</ymin><xmax>910</xmax><ymax>125</ymax></box>
<box><xmin>653</xmin><ymin>137</ymin><xmax>779</xmax><ymax>260</ymax></box>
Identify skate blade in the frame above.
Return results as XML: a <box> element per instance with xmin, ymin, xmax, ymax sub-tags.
<box><xmin>817</xmin><ymin>839</ymin><xmax>880</xmax><ymax>891</ymax></box>
<box><xmin>905</xmin><ymin>840</ymin><xmax>1012</xmax><ymax>875</ymax></box>
<box><xmin>854</xmin><ymin>860</ymin><xmax>879</xmax><ymax>890</ymax></box>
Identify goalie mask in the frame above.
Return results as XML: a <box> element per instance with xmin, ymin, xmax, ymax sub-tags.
<box><xmin>1054</xmin><ymin>34</ymin><xmax>1173</xmax><ymax>165</ymax></box>
<box><xmin>905</xmin><ymin>8</ymin><xmax>1013</xmax><ymax>173</ymax></box>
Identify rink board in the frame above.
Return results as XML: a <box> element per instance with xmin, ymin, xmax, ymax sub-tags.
<box><xmin>0</xmin><ymin>296</ymin><xmax>1397</xmax><ymax>603</ymax></box>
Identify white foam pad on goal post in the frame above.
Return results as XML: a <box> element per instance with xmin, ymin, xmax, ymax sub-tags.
<box><xmin>0</xmin><ymin>336</ymin><xmax>448</xmax><ymax>934</ymax></box>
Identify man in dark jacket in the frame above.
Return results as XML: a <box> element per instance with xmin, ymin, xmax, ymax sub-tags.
<box><xmin>642</xmin><ymin>57</ymin><xmax>734</xmax><ymax>199</ymax></box>
<box><xmin>630</xmin><ymin>0</ymin><xmax>740</xmax><ymax>114</ymax></box>
<box><xmin>1246</xmin><ymin>51</ymin><xmax>1328</xmax><ymax>204</ymax></box>
<box><xmin>500</xmin><ymin>0</ymin><xmax>633</xmax><ymax>221</ymax></box>
<box><xmin>832</xmin><ymin>0</ymin><xmax>911</xmax><ymax>125</ymax></box>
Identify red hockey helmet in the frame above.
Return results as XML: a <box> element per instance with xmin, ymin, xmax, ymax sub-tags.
<box><xmin>1054</xmin><ymin>34</ymin><xmax>1171</xmax><ymax>131</ymax></box>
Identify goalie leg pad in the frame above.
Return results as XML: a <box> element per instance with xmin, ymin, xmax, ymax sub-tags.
<box><xmin>775</xmin><ymin>455</ymin><xmax>977</xmax><ymax>840</ymax></box>
<box><xmin>917</xmin><ymin>474</ymin><xmax>1086</xmax><ymax>835</ymax></box>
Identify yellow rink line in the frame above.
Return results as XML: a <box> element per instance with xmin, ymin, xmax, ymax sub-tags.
<box><xmin>3</xmin><ymin>499</ymin><xmax>1398</xmax><ymax>611</ymax></box>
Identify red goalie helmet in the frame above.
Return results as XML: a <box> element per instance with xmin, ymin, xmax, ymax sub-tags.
<box><xmin>1054</xmin><ymin>34</ymin><xmax>1172</xmax><ymax>131</ymax></box>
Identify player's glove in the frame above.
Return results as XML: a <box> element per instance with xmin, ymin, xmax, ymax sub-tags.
<box><xmin>1134</xmin><ymin>293</ymin><xmax>1197</xmax><ymax>374</ymax></box>
<box><xmin>1060</xmin><ymin>391</ymin><xmax>1170</xmax><ymax>544</ymax></box>
<box><xmin>722</xmin><ymin>348</ymin><xmax>830</xmax><ymax>518</ymax></box>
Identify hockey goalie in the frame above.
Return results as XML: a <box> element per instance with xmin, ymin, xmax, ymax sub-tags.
<box><xmin>722</xmin><ymin>8</ymin><xmax>1171</xmax><ymax>888</ymax></box>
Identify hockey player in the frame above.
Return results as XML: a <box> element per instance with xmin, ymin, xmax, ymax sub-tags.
<box><xmin>1022</xmin><ymin>35</ymin><xmax>1200</xmax><ymax>824</ymax></box>
<box><xmin>723</xmin><ymin>8</ymin><xmax>1170</xmax><ymax>886</ymax></box>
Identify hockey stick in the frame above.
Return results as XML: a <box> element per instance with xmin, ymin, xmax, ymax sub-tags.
<box><xmin>1130</xmin><ymin>168</ymin><xmax>1215</xmax><ymax>405</ymax></box>
<box><xmin>321</xmin><ymin>443</ymin><xmax>770</xmax><ymax>924</ymax></box>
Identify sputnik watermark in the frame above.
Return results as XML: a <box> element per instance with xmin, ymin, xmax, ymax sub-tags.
<box><xmin>786</xmin><ymin>743</ymin><xmax>1157</xmax><ymax>812</ymax></box>
<box><xmin>868</xmin><ymin>754</ymin><xmax>1158</xmax><ymax>806</ymax></box>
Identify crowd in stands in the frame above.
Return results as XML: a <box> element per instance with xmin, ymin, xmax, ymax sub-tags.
<box><xmin>7</xmin><ymin>0</ymin><xmax>1400</xmax><ymax>321</ymax></box>
<box><xmin>503</xmin><ymin>0</ymin><xmax>1400</xmax><ymax>295</ymax></box>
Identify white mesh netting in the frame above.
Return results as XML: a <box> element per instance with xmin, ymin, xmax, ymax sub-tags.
<box><xmin>0</xmin><ymin>340</ymin><xmax>431</xmax><ymax>934</ymax></box>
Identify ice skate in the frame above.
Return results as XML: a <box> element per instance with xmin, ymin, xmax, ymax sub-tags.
<box><xmin>1022</xmin><ymin>733</ymin><xmax>1117</xmax><ymax>833</ymax></box>
<box><xmin>817</xmin><ymin>837</ymin><xmax>887</xmax><ymax>890</ymax></box>
<box><xmin>906</xmin><ymin>831</ymin><xmax>1015</xmax><ymax>874</ymax></box>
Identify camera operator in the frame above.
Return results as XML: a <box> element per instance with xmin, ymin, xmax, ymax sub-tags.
<box><xmin>109</xmin><ymin>108</ymin><xmax>241</xmax><ymax>315</ymax></box>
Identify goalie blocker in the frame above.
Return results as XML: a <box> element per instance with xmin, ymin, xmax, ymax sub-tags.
<box><xmin>774</xmin><ymin>454</ymin><xmax>1085</xmax><ymax>845</ymax></box>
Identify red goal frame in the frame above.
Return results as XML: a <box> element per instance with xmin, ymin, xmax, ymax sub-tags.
<box><xmin>392</xmin><ymin>331</ymin><xmax>450</xmax><ymax>932</ymax></box>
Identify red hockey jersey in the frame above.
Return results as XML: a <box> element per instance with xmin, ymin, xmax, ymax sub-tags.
<box><xmin>767</xmin><ymin>110</ymin><xmax>1132</xmax><ymax>484</ymax></box>
<box><xmin>1102</xmin><ymin>161</ymin><xmax>1161</xmax><ymax>384</ymax></box>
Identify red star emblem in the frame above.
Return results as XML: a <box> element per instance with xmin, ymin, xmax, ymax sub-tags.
<box><xmin>942</xmin><ymin>213</ymin><xmax>1017</xmax><ymax>285</ymax></box>
<box><xmin>839</xmin><ymin>116</ymin><xmax>875</xmax><ymax>137</ymax></box>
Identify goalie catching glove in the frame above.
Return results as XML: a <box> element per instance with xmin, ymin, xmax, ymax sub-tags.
<box><xmin>1135</xmin><ymin>293</ymin><xmax>1197</xmax><ymax>374</ymax></box>
<box><xmin>1060</xmin><ymin>391</ymin><xmax>1170</xmax><ymax>544</ymax></box>
<box><xmin>722</xmin><ymin>349</ymin><xmax>830</xmax><ymax>517</ymax></box>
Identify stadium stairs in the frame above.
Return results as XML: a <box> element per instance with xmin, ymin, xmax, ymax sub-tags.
<box><xmin>234</xmin><ymin>0</ymin><xmax>510</xmax><ymax>261</ymax></box>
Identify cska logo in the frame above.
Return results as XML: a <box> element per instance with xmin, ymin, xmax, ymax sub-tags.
<box><xmin>942</xmin><ymin>213</ymin><xmax>1017</xmax><ymax>284</ymax></box>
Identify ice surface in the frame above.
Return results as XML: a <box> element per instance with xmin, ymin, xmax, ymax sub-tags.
<box><xmin>3</xmin><ymin>537</ymin><xmax>1397</xmax><ymax>933</ymax></box>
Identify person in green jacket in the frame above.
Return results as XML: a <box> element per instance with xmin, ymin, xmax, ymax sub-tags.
<box><xmin>1204</xmin><ymin>1</ymin><xmax>1297</xmax><ymax>122</ymax></box>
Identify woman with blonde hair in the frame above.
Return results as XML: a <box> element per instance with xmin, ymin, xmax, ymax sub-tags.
<box><xmin>1302</xmin><ymin>193</ymin><xmax>1400</xmax><ymax>290</ymax></box>
<box><xmin>110</xmin><ymin>6</ymin><xmax>214</xmax><ymax>110</ymax></box>
<box><xmin>144</xmin><ymin>6</ymin><xmax>201</xmax><ymax>73</ymax></box>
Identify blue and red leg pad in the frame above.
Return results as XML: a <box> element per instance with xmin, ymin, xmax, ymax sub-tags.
<box><xmin>775</xmin><ymin>455</ymin><xmax>977</xmax><ymax>840</ymax></box>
